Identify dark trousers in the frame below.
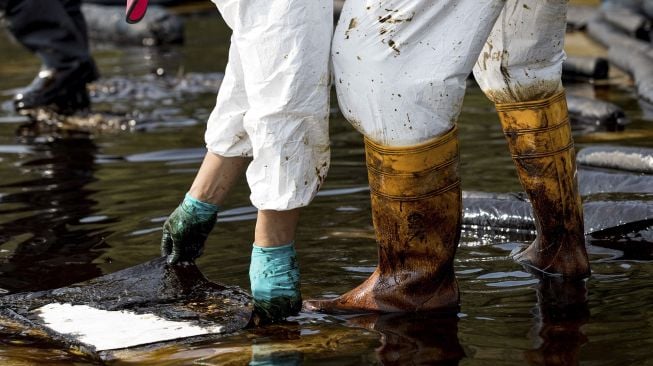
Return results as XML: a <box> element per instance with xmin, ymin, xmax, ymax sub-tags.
<box><xmin>3</xmin><ymin>0</ymin><xmax>92</xmax><ymax>69</ymax></box>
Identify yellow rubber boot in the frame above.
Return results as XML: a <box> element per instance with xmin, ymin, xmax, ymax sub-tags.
<box><xmin>304</xmin><ymin>127</ymin><xmax>461</xmax><ymax>313</ymax></box>
<box><xmin>496</xmin><ymin>90</ymin><xmax>590</xmax><ymax>278</ymax></box>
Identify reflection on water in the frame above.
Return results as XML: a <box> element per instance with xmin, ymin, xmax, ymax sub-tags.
<box><xmin>0</xmin><ymin>6</ymin><xmax>652</xmax><ymax>366</ymax></box>
<box><xmin>246</xmin><ymin>313</ymin><xmax>464</xmax><ymax>366</ymax></box>
<box><xmin>0</xmin><ymin>137</ymin><xmax>113</xmax><ymax>292</ymax></box>
<box><xmin>526</xmin><ymin>277</ymin><xmax>589</xmax><ymax>366</ymax></box>
<box><xmin>345</xmin><ymin>313</ymin><xmax>464</xmax><ymax>366</ymax></box>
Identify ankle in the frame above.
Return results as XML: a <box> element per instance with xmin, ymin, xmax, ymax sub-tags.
<box><xmin>249</xmin><ymin>242</ymin><xmax>301</xmax><ymax>322</ymax></box>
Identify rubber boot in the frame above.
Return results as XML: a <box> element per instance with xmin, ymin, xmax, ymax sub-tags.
<box><xmin>5</xmin><ymin>0</ymin><xmax>98</xmax><ymax>115</ymax></box>
<box><xmin>496</xmin><ymin>90</ymin><xmax>590</xmax><ymax>278</ymax></box>
<box><xmin>304</xmin><ymin>127</ymin><xmax>461</xmax><ymax>313</ymax></box>
<box><xmin>13</xmin><ymin>60</ymin><xmax>97</xmax><ymax>115</ymax></box>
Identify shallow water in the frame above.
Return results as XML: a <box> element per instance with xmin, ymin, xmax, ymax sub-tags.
<box><xmin>0</xmin><ymin>7</ymin><xmax>652</xmax><ymax>366</ymax></box>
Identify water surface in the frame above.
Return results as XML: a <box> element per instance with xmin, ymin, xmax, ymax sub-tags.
<box><xmin>0</xmin><ymin>7</ymin><xmax>652</xmax><ymax>366</ymax></box>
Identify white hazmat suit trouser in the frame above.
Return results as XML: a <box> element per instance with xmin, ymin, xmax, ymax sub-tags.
<box><xmin>205</xmin><ymin>0</ymin><xmax>332</xmax><ymax>210</ymax></box>
<box><xmin>334</xmin><ymin>0</ymin><xmax>568</xmax><ymax>146</ymax></box>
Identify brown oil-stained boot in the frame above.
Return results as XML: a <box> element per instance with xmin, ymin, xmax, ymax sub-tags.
<box><xmin>496</xmin><ymin>90</ymin><xmax>590</xmax><ymax>278</ymax></box>
<box><xmin>304</xmin><ymin>127</ymin><xmax>461</xmax><ymax>313</ymax></box>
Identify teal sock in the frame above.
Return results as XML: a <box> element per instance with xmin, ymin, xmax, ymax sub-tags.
<box><xmin>249</xmin><ymin>242</ymin><xmax>301</xmax><ymax>322</ymax></box>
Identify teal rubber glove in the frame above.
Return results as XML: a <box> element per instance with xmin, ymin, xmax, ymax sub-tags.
<box><xmin>161</xmin><ymin>193</ymin><xmax>219</xmax><ymax>264</ymax></box>
<box><xmin>249</xmin><ymin>242</ymin><xmax>301</xmax><ymax>324</ymax></box>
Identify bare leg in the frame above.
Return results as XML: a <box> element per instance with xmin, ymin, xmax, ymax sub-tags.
<box><xmin>188</xmin><ymin>152</ymin><xmax>300</xmax><ymax>247</ymax></box>
<box><xmin>250</xmin><ymin>209</ymin><xmax>301</xmax><ymax>324</ymax></box>
<box><xmin>255</xmin><ymin>209</ymin><xmax>300</xmax><ymax>247</ymax></box>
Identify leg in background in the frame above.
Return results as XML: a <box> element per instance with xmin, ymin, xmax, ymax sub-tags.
<box><xmin>4</xmin><ymin>0</ymin><xmax>97</xmax><ymax>113</ymax></box>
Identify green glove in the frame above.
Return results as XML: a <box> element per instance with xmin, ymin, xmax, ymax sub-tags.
<box><xmin>161</xmin><ymin>193</ymin><xmax>219</xmax><ymax>264</ymax></box>
<box><xmin>249</xmin><ymin>242</ymin><xmax>301</xmax><ymax>324</ymax></box>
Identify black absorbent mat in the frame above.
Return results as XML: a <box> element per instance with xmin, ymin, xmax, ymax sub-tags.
<box><xmin>0</xmin><ymin>257</ymin><xmax>252</xmax><ymax>353</ymax></box>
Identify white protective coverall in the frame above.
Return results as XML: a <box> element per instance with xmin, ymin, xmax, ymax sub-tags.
<box><xmin>301</xmin><ymin>0</ymin><xmax>587</xmax><ymax>314</ymax></box>
<box><xmin>205</xmin><ymin>0</ymin><xmax>332</xmax><ymax>210</ymax></box>
<box><xmin>334</xmin><ymin>0</ymin><xmax>567</xmax><ymax>146</ymax></box>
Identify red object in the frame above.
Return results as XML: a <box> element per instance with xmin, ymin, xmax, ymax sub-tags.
<box><xmin>126</xmin><ymin>0</ymin><xmax>149</xmax><ymax>24</ymax></box>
